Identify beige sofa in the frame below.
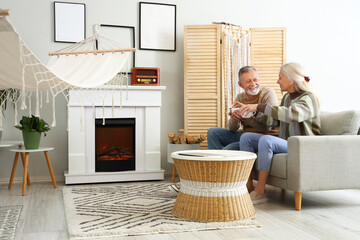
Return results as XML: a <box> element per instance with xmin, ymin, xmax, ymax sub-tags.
<box><xmin>257</xmin><ymin>110</ymin><xmax>360</xmax><ymax>210</ymax></box>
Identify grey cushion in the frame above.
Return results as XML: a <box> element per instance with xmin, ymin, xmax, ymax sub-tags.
<box><xmin>270</xmin><ymin>153</ymin><xmax>287</xmax><ymax>179</ymax></box>
<box><xmin>256</xmin><ymin>153</ymin><xmax>287</xmax><ymax>179</ymax></box>
<box><xmin>320</xmin><ymin>110</ymin><xmax>360</xmax><ymax>135</ymax></box>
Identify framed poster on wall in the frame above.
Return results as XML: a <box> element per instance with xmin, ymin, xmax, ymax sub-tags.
<box><xmin>139</xmin><ymin>2</ymin><xmax>176</xmax><ymax>51</ymax></box>
<box><xmin>54</xmin><ymin>2</ymin><xmax>86</xmax><ymax>43</ymax></box>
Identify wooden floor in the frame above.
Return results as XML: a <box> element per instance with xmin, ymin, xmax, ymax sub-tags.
<box><xmin>1</xmin><ymin>177</ymin><xmax>360</xmax><ymax>240</ymax></box>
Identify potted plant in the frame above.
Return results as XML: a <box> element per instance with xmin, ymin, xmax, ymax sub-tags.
<box><xmin>15</xmin><ymin>115</ymin><xmax>50</xmax><ymax>149</ymax></box>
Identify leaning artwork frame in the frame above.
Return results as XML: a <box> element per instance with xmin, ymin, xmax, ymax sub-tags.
<box><xmin>139</xmin><ymin>2</ymin><xmax>176</xmax><ymax>51</ymax></box>
<box><xmin>54</xmin><ymin>1</ymin><xmax>86</xmax><ymax>43</ymax></box>
<box><xmin>98</xmin><ymin>24</ymin><xmax>136</xmax><ymax>74</ymax></box>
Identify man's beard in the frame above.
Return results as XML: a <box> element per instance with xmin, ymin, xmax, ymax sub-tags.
<box><xmin>246</xmin><ymin>85</ymin><xmax>260</xmax><ymax>96</ymax></box>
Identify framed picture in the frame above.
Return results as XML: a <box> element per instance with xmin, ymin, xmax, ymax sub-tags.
<box><xmin>54</xmin><ymin>2</ymin><xmax>86</xmax><ymax>43</ymax></box>
<box><xmin>98</xmin><ymin>24</ymin><xmax>136</xmax><ymax>74</ymax></box>
<box><xmin>139</xmin><ymin>2</ymin><xmax>176</xmax><ymax>51</ymax></box>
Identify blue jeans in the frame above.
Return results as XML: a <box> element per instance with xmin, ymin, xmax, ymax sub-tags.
<box><xmin>239</xmin><ymin>132</ymin><xmax>288</xmax><ymax>172</ymax></box>
<box><xmin>207</xmin><ymin>127</ymin><xmax>242</xmax><ymax>150</ymax></box>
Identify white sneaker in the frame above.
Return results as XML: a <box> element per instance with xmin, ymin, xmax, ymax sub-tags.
<box><xmin>168</xmin><ymin>183</ymin><xmax>180</xmax><ymax>193</ymax></box>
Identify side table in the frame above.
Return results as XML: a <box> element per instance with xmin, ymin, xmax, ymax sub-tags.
<box><xmin>171</xmin><ymin>150</ymin><xmax>257</xmax><ymax>222</ymax></box>
<box><xmin>0</xmin><ymin>141</ymin><xmax>23</xmax><ymax>148</ymax></box>
<box><xmin>167</xmin><ymin>143</ymin><xmax>200</xmax><ymax>183</ymax></box>
<box><xmin>8</xmin><ymin>147</ymin><xmax>57</xmax><ymax>196</ymax></box>
<box><xmin>0</xmin><ymin>141</ymin><xmax>31</xmax><ymax>186</ymax></box>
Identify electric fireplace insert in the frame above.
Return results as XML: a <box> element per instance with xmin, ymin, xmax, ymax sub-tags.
<box><xmin>95</xmin><ymin>118</ymin><xmax>135</xmax><ymax>172</ymax></box>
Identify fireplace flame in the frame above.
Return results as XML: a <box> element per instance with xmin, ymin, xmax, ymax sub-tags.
<box><xmin>97</xmin><ymin>145</ymin><xmax>133</xmax><ymax>161</ymax></box>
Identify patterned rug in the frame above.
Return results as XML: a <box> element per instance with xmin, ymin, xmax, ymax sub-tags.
<box><xmin>63</xmin><ymin>182</ymin><xmax>259</xmax><ymax>239</ymax></box>
<box><xmin>0</xmin><ymin>205</ymin><xmax>22</xmax><ymax>240</ymax></box>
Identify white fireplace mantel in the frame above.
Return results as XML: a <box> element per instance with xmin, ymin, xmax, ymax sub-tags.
<box><xmin>65</xmin><ymin>86</ymin><xmax>166</xmax><ymax>184</ymax></box>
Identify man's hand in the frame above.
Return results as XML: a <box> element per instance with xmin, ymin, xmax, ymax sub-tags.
<box><xmin>232</xmin><ymin>101</ymin><xmax>243</xmax><ymax>108</ymax></box>
<box><xmin>229</xmin><ymin>109</ymin><xmax>243</xmax><ymax>120</ymax></box>
<box><xmin>229</xmin><ymin>102</ymin><xmax>243</xmax><ymax>120</ymax></box>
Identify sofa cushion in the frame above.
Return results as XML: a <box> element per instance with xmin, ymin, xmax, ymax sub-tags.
<box><xmin>270</xmin><ymin>153</ymin><xmax>287</xmax><ymax>179</ymax></box>
<box><xmin>255</xmin><ymin>153</ymin><xmax>287</xmax><ymax>179</ymax></box>
<box><xmin>320</xmin><ymin>110</ymin><xmax>360</xmax><ymax>135</ymax></box>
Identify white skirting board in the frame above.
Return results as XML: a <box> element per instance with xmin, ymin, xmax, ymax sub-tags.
<box><xmin>64</xmin><ymin>170</ymin><xmax>164</xmax><ymax>184</ymax></box>
<box><xmin>0</xmin><ymin>176</ymin><xmax>65</xmax><ymax>184</ymax></box>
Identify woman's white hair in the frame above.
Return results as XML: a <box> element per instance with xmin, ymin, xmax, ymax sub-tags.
<box><xmin>280</xmin><ymin>62</ymin><xmax>311</xmax><ymax>92</ymax></box>
<box><xmin>281</xmin><ymin>62</ymin><xmax>320</xmax><ymax>105</ymax></box>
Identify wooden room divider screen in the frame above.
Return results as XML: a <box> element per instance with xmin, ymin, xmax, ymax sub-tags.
<box><xmin>184</xmin><ymin>24</ymin><xmax>286</xmax><ymax>148</ymax></box>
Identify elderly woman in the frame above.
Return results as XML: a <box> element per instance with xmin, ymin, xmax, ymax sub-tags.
<box><xmin>238</xmin><ymin>62</ymin><xmax>321</xmax><ymax>204</ymax></box>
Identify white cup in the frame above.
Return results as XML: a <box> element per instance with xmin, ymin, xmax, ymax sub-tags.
<box><xmin>230</xmin><ymin>108</ymin><xmax>256</xmax><ymax>118</ymax></box>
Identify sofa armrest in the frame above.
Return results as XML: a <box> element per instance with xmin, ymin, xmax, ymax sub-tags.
<box><xmin>286</xmin><ymin>135</ymin><xmax>360</xmax><ymax>192</ymax></box>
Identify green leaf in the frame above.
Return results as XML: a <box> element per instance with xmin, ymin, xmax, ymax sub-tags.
<box><xmin>14</xmin><ymin>115</ymin><xmax>50</xmax><ymax>136</ymax></box>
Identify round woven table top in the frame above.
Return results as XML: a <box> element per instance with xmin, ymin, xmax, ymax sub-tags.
<box><xmin>171</xmin><ymin>150</ymin><xmax>256</xmax><ymax>161</ymax></box>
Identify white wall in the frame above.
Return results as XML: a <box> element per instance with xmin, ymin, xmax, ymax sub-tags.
<box><xmin>1</xmin><ymin>0</ymin><xmax>360</xmax><ymax>182</ymax></box>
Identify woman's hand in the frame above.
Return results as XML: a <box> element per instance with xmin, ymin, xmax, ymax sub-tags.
<box><xmin>239</xmin><ymin>104</ymin><xmax>258</xmax><ymax>116</ymax></box>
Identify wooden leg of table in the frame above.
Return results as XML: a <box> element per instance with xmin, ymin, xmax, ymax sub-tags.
<box><xmin>18</xmin><ymin>144</ymin><xmax>30</xmax><ymax>186</ymax></box>
<box><xmin>20</xmin><ymin>152</ymin><xmax>31</xmax><ymax>186</ymax></box>
<box><xmin>22</xmin><ymin>153</ymin><xmax>29</xmax><ymax>196</ymax></box>
<box><xmin>172</xmin><ymin>165</ymin><xmax>176</xmax><ymax>183</ymax></box>
<box><xmin>8</xmin><ymin>152</ymin><xmax>19</xmax><ymax>190</ymax></box>
<box><xmin>44</xmin><ymin>151</ymin><xmax>57</xmax><ymax>188</ymax></box>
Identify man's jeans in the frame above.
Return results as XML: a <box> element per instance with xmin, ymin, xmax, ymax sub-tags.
<box><xmin>207</xmin><ymin>127</ymin><xmax>242</xmax><ymax>150</ymax></box>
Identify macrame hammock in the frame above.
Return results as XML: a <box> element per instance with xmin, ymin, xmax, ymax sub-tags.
<box><xmin>0</xmin><ymin>9</ymin><xmax>135</xmax><ymax>131</ymax></box>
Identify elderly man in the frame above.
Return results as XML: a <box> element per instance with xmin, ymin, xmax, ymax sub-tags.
<box><xmin>207</xmin><ymin>66</ymin><xmax>279</xmax><ymax>150</ymax></box>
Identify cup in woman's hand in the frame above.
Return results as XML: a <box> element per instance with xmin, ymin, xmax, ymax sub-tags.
<box><xmin>230</xmin><ymin>108</ymin><xmax>256</xmax><ymax>118</ymax></box>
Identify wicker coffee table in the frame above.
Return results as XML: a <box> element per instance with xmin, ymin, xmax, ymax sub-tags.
<box><xmin>171</xmin><ymin>150</ymin><xmax>256</xmax><ymax>222</ymax></box>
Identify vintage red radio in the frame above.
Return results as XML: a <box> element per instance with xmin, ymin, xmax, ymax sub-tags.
<box><xmin>131</xmin><ymin>67</ymin><xmax>160</xmax><ymax>85</ymax></box>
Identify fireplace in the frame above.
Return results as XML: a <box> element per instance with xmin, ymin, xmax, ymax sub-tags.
<box><xmin>95</xmin><ymin>118</ymin><xmax>135</xmax><ymax>172</ymax></box>
<box><xmin>65</xmin><ymin>86</ymin><xmax>166</xmax><ymax>184</ymax></box>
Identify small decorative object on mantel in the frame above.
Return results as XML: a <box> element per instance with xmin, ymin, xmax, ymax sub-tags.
<box><xmin>131</xmin><ymin>67</ymin><xmax>160</xmax><ymax>85</ymax></box>
<box><xmin>168</xmin><ymin>129</ymin><xmax>207</xmax><ymax>144</ymax></box>
<box><xmin>15</xmin><ymin>115</ymin><xmax>50</xmax><ymax>149</ymax></box>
